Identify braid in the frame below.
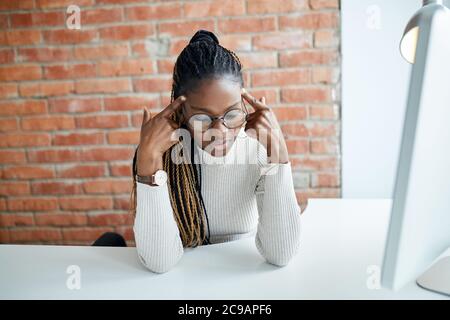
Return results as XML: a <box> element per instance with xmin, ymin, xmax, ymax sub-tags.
<box><xmin>130</xmin><ymin>29</ymin><xmax>243</xmax><ymax>248</ymax></box>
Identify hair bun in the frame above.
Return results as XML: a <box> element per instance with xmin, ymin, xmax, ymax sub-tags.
<box><xmin>189</xmin><ymin>29</ymin><xmax>219</xmax><ymax>45</ymax></box>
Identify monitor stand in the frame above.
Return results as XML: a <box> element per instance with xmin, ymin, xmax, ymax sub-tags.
<box><xmin>416</xmin><ymin>247</ymin><xmax>450</xmax><ymax>296</ymax></box>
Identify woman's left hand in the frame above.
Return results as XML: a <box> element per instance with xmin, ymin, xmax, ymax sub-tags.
<box><xmin>241</xmin><ymin>88</ymin><xmax>289</xmax><ymax>164</ymax></box>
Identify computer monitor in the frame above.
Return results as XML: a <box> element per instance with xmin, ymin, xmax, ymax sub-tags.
<box><xmin>381</xmin><ymin>3</ymin><xmax>450</xmax><ymax>295</ymax></box>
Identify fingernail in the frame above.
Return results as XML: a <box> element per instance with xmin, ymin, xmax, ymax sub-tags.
<box><xmin>241</xmin><ymin>88</ymin><xmax>246</xmax><ymax>94</ymax></box>
<box><xmin>180</xmin><ymin>96</ymin><xmax>186</xmax><ymax>101</ymax></box>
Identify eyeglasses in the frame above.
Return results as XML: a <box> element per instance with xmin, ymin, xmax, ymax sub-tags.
<box><xmin>183</xmin><ymin>97</ymin><xmax>249</xmax><ymax>131</ymax></box>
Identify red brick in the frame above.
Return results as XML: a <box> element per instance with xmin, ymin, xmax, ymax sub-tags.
<box><xmin>27</xmin><ymin>149</ymin><xmax>81</xmax><ymax>163</ymax></box>
<box><xmin>88</xmin><ymin>213</ymin><xmax>133</xmax><ymax>226</ymax></box>
<box><xmin>8</xmin><ymin>197</ymin><xmax>58</xmax><ymax>211</ymax></box>
<box><xmin>74</xmin><ymin>44</ymin><xmax>129</xmax><ymax>60</ymax></box>
<box><xmin>280</xmin><ymin>12</ymin><xmax>339</xmax><ymax>30</ymax></box>
<box><xmin>133</xmin><ymin>77</ymin><xmax>172</xmax><ymax>93</ymax></box>
<box><xmin>59</xmin><ymin>197</ymin><xmax>113</xmax><ymax>211</ymax></box>
<box><xmin>0</xmin><ymin>118</ymin><xmax>18</xmax><ymax>132</ymax></box>
<box><xmin>159</xmin><ymin>20</ymin><xmax>214</xmax><ymax>37</ymax></box>
<box><xmin>279</xmin><ymin>50</ymin><xmax>338</xmax><ymax>67</ymax></box>
<box><xmin>43</xmin><ymin>29</ymin><xmax>97</xmax><ymax>44</ymax></box>
<box><xmin>309</xmin><ymin>104</ymin><xmax>338</xmax><ymax>120</ymax></box>
<box><xmin>273</xmin><ymin>106</ymin><xmax>307</xmax><ymax>121</ymax></box>
<box><xmin>253</xmin><ymin>33</ymin><xmax>312</xmax><ymax>50</ymax></box>
<box><xmin>17</xmin><ymin>47</ymin><xmax>72</xmax><ymax>63</ymax></box>
<box><xmin>0</xmin><ymin>229</ymin><xmax>9</xmax><ymax>243</ymax></box>
<box><xmin>252</xmin><ymin>69</ymin><xmax>310</xmax><ymax>87</ymax></box>
<box><xmin>110</xmin><ymin>163</ymin><xmax>132</xmax><ymax>177</ymax></box>
<box><xmin>53</xmin><ymin>132</ymin><xmax>104</xmax><ymax>146</ymax></box>
<box><xmin>0</xmin><ymin>182</ymin><xmax>30</xmax><ymax>196</ymax></box>
<box><xmin>314</xmin><ymin>30</ymin><xmax>339</xmax><ymax>48</ymax></box>
<box><xmin>80</xmin><ymin>147</ymin><xmax>134</xmax><ymax>161</ymax></box>
<box><xmin>247</xmin><ymin>0</ymin><xmax>307</xmax><ymax>13</ymax></box>
<box><xmin>99</xmin><ymin>24</ymin><xmax>154</xmax><ymax>41</ymax></box>
<box><xmin>184</xmin><ymin>1</ymin><xmax>244</xmax><ymax>18</ymax></box>
<box><xmin>31</xmin><ymin>182</ymin><xmax>82</xmax><ymax>195</ymax></box>
<box><xmin>280</xmin><ymin>123</ymin><xmax>309</xmax><ymax>137</ymax></box>
<box><xmin>0</xmin><ymin>0</ymin><xmax>34</xmax><ymax>10</ymax></box>
<box><xmin>0</xmin><ymin>13</ymin><xmax>7</xmax><ymax>29</ymax></box>
<box><xmin>62</xmin><ymin>227</ymin><xmax>114</xmax><ymax>241</ymax></box>
<box><xmin>21</xmin><ymin>115</ymin><xmax>75</xmax><ymax>131</ymax></box>
<box><xmin>75</xmin><ymin>78</ymin><xmax>131</xmax><ymax>94</ymax></box>
<box><xmin>35</xmin><ymin>213</ymin><xmax>87</xmax><ymax>226</ymax></box>
<box><xmin>0</xmin><ymin>214</ymin><xmax>34</xmax><ymax>227</ymax></box>
<box><xmin>49</xmin><ymin>97</ymin><xmax>101</xmax><ymax>113</ymax></box>
<box><xmin>0</xmin><ymin>150</ymin><xmax>26</xmax><ymax>164</ymax></box>
<box><xmin>82</xmin><ymin>8</ymin><xmax>123</xmax><ymax>24</ymax></box>
<box><xmin>107</xmin><ymin>130</ymin><xmax>140</xmax><ymax>145</ymax></box>
<box><xmin>10</xmin><ymin>12</ymin><xmax>64</xmax><ymax>28</ymax></box>
<box><xmin>0</xmin><ymin>64</ymin><xmax>41</xmax><ymax>81</ymax></box>
<box><xmin>310</xmin><ymin>138</ymin><xmax>339</xmax><ymax>154</ymax></box>
<box><xmin>44</xmin><ymin>63</ymin><xmax>96</xmax><ymax>80</ymax></box>
<box><xmin>281</xmin><ymin>87</ymin><xmax>331</xmax><ymax>103</ymax></box>
<box><xmin>290</xmin><ymin>156</ymin><xmax>338</xmax><ymax>171</ymax></box>
<box><xmin>2</xmin><ymin>165</ymin><xmax>54</xmax><ymax>180</ymax></box>
<box><xmin>104</xmin><ymin>95</ymin><xmax>159</xmax><ymax>111</ymax></box>
<box><xmin>310</xmin><ymin>0</ymin><xmax>339</xmax><ymax>9</ymax></box>
<box><xmin>0</xmin><ymin>83</ymin><xmax>18</xmax><ymax>99</ymax></box>
<box><xmin>126</xmin><ymin>3</ymin><xmax>182</xmax><ymax>20</ymax></box>
<box><xmin>286</xmin><ymin>139</ymin><xmax>309</xmax><ymax>154</ymax></box>
<box><xmin>312</xmin><ymin>66</ymin><xmax>339</xmax><ymax>84</ymax></box>
<box><xmin>97</xmin><ymin>58</ymin><xmax>153</xmax><ymax>77</ymax></box>
<box><xmin>96</xmin><ymin>0</ymin><xmax>143</xmax><ymax>3</ymax></box>
<box><xmin>75</xmin><ymin>114</ymin><xmax>128</xmax><ymax>129</ymax></box>
<box><xmin>308</xmin><ymin>122</ymin><xmax>337</xmax><ymax>137</ymax></box>
<box><xmin>0</xmin><ymin>49</ymin><xmax>14</xmax><ymax>64</ymax></box>
<box><xmin>0</xmin><ymin>30</ymin><xmax>41</xmax><ymax>46</ymax></box>
<box><xmin>36</xmin><ymin>0</ymin><xmax>94</xmax><ymax>9</ymax></box>
<box><xmin>9</xmin><ymin>228</ymin><xmax>62</xmax><ymax>242</ymax></box>
<box><xmin>19</xmin><ymin>81</ymin><xmax>75</xmax><ymax>97</ymax></box>
<box><xmin>57</xmin><ymin>164</ymin><xmax>106</xmax><ymax>178</ymax></box>
<box><xmin>218</xmin><ymin>17</ymin><xmax>276</xmax><ymax>34</ymax></box>
<box><xmin>312</xmin><ymin>172</ymin><xmax>340</xmax><ymax>187</ymax></box>
<box><xmin>0</xmin><ymin>133</ymin><xmax>51</xmax><ymax>147</ymax></box>
<box><xmin>83</xmin><ymin>179</ymin><xmax>132</xmax><ymax>194</ymax></box>
<box><xmin>0</xmin><ymin>100</ymin><xmax>47</xmax><ymax>116</ymax></box>
<box><xmin>156</xmin><ymin>57</ymin><xmax>177</xmax><ymax>73</ymax></box>
<box><xmin>114</xmin><ymin>197</ymin><xmax>131</xmax><ymax>210</ymax></box>
<box><xmin>237</xmin><ymin>52</ymin><xmax>277</xmax><ymax>69</ymax></box>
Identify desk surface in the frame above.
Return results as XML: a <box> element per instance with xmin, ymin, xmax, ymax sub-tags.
<box><xmin>0</xmin><ymin>199</ymin><xmax>448</xmax><ymax>300</ymax></box>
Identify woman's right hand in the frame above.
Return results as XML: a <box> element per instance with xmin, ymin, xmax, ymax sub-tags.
<box><xmin>136</xmin><ymin>95</ymin><xmax>186</xmax><ymax>176</ymax></box>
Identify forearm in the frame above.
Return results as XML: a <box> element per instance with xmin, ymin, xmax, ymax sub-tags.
<box><xmin>255</xmin><ymin>162</ymin><xmax>302</xmax><ymax>266</ymax></box>
<box><xmin>133</xmin><ymin>181</ymin><xmax>184</xmax><ymax>273</ymax></box>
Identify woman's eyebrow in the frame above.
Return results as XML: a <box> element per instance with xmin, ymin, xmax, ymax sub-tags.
<box><xmin>190</xmin><ymin>100</ymin><xmax>241</xmax><ymax>112</ymax></box>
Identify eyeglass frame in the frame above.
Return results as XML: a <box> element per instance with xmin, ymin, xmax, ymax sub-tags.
<box><xmin>181</xmin><ymin>97</ymin><xmax>250</xmax><ymax>131</ymax></box>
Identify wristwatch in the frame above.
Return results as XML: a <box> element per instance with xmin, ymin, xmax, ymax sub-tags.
<box><xmin>136</xmin><ymin>169</ymin><xmax>168</xmax><ymax>186</ymax></box>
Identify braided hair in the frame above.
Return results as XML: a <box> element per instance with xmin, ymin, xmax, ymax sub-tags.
<box><xmin>130</xmin><ymin>29</ymin><xmax>244</xmax><ymax>248</ymax></box>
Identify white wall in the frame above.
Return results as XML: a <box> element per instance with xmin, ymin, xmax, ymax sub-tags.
<box><xmin>341</xmin><ymin>0</ymin><xmax>449</xmax><ymax>198</ymax></box>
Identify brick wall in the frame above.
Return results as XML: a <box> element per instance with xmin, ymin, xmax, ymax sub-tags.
<box><xmin>0</xmin><ymin>0</ymin><xmax>341</xmax><ymax>246</ymax></box>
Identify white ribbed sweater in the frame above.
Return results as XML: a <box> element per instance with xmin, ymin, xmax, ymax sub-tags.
<box><xmin>133</xmin><ymin>127</ymin><xmax>302</xmax><ymax>273</ymax></box>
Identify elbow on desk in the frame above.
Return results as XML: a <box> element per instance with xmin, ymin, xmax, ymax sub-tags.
<box><xmin>255</xmin><ymin>237</ymin><xmax>300</xmax><ymax>267</ymax></box>
<box><xmin>136</xmin><ymin>250</ymin><xmax>182</xmax><ymax>274</ymax></box>
<box><xmin>134</xmin><ymin>236</ymin><xmax>184</xmax><ymax>274</ymax></box>
<box><xmin>254</xmin><ymin>221</ymin><xmax>301</xmax><ymax>267</ymax></box>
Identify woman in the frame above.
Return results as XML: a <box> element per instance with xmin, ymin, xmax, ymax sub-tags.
<box><xmin>93</xmin><ymin>29</ymin><xmax>306</xmax><ymax>273</ymax></box>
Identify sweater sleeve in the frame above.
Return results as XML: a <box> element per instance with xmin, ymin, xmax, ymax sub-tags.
<box><xmin>133</xmin><ymin>181</ymin><xmax>184</xmax><ymax>273</ymax></box>
<box><xmin>254</xmin><ymin>161</ymin><xmax>302</xmax><ymax>266</ymax></box>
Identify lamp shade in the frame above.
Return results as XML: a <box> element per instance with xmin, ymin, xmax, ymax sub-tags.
<box><xmin>400</xmin><ymin>0</ymin><xmax>448</xmax><ymax>64</ymax></box>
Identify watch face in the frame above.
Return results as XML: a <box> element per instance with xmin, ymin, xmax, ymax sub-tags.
<box><xmin>154</xmin><ymin>170</ymin><xmax>168</xmax><ymax>185</ymax></box>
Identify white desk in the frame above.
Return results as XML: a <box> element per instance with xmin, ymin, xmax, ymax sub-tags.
<box><xmin>0</xmin><ymin>199</ymin><xmax>448</xmax><ymax>300</ymax></box>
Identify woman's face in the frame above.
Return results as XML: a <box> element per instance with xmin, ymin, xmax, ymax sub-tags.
<box><xmin>181</xmin><ymin>78</ymin><xmax>246</xmax><ymax>157</ymax></box>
